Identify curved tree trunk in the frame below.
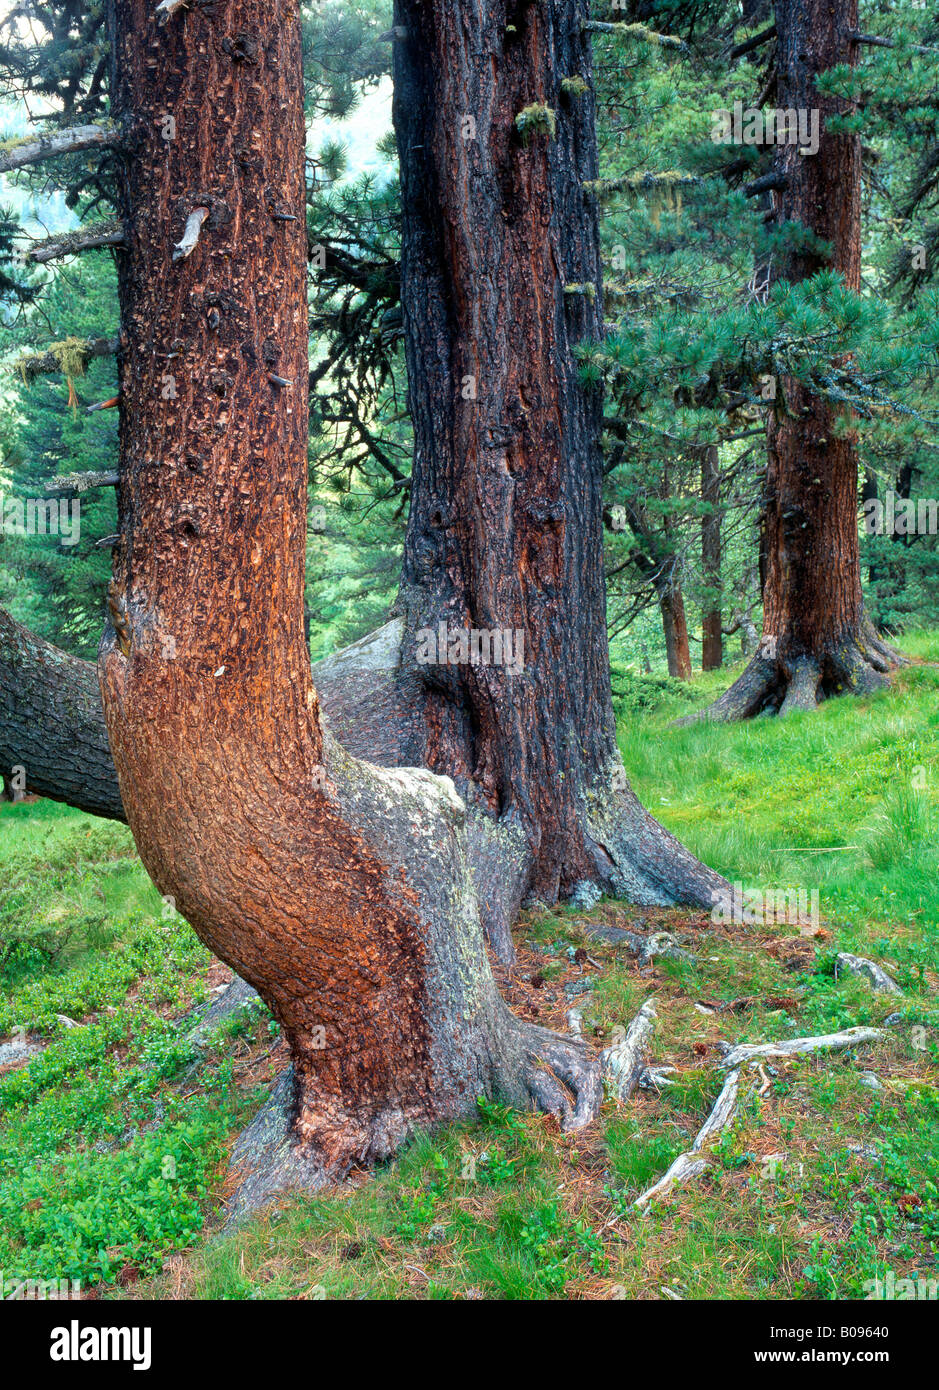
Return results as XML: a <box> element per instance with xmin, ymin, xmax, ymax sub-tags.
<box><xmin>97</xmin><ymin>0</ymin><xmax>598</xmax><ymax>1214</ymax></box>
<box><xmin>694</xmin><ymin>0</ymin><xmax>903</xmax><ymax>723</ymax></box>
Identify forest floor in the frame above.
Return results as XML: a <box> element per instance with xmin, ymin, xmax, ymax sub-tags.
<box><xmin>1</xmin><ymin>631</ymin><xmax>938</xmax><ymax>1300</ymax></box>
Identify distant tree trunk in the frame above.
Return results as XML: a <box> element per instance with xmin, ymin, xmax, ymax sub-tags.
<box><xmin>658</xmin><ymin>575</ymin><xmax>692</xmax><ymax>679</ymax></box>
<box><xmin>861</xmin><ymin>469</ymin><xmax>882</xmax><ymax>588</ymax></box>
<box><xmin>653</xmin><ymin>464</ymin><xmax>691</xmax><ymax>680</ymax></box>
<box><xmin>695</xmin><ymin>0</ymin><xmax>901</xmax><ymax>721</ymax></box>
<box><xmin>96</xmin><ymin>0</ymin><xmax>601</xmax><ymax>1215</ymax></box>
<box><xmin>701</xmin><ymin>444</ymin><xmax>723</xmax><ymax>671</ymax></box>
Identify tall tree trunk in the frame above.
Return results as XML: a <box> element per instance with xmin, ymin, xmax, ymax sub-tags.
<box><xmin>387</xmin><ymin>0</ymin><xmax>723</xmax><ymax>923</ymax></box>
<box><xmin>694</xmin><ymin>0</ymin><xmax>901</xmax><ymax>722</ymax></box>
<box><xmin>97</xmin><ymin>0</ymin><xmax>599</xmax><ymax>1216</ymax></box>
<box><xmin>700</xmin><ymin>444</ymin><xmax>723</xmax><ymax>671</ymax></box>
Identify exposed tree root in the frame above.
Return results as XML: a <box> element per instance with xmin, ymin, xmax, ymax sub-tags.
<box><xmin>186</xmin><ymin>977</ymin><xmax>259</xmax><ymax>1047</ymax></box>
<box><xmin>622</xmin><ymin>1021</ymin><xmax>886</xmax><ymax>1211</ymax></box>
<box><xmin>718</xmin><ymin>1025</ymin><xmax>885</xmax><ymax>1070</ymax></box>
<box><xmin>634</xmin><ymin>1068</ymin><xmax>743</xmax><ymax>1211</ymax></box>
<box><xmin>584</xmin><ymin>763</ymin><xmax>729</xmax><ymax>911</ymax></box>
<box><xmin>601</xmin><ymin>998</ymin><xmax>656</xmax><ymax>1101</ymax></box>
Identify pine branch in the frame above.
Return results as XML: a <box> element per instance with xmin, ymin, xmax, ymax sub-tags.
<box><xmin>15</xmin><ymin>336</ymin><xmax>118</xmax><ymax>381</ymax></box>
<box><xmin>45</xmin><ymin>471</ymin><xmax>119</xmax><ymax>499</ymax></box>
<box><xmin>0</xmin><ymin>124</ymin><xmax>117</xmax><ymax>176</ymax></box>
<box><xmin>584</xmin><ymin>172</ymin><xmax>700</xmax><ymax>200</ymax></box>
<box><xmin>744</xmin><ymin>170</ymin><xmax>787</xmax><ymax>198</ymax></box>
<box><xmin>582</xmin><ymin>21</ymin><xmax>686</xmax><ymax>52</ymax></box>
<box><xmin>23</xmin><ymin>220</ymin><xmax>124</xmax><ymax>264</ymax></box>
<box><xmin>849</xmin><ymin>31</ymin><xmax>939</xmax><ymax>57</ymax></box>
<box><xmin>730</xmin><ymin>25</ymin><xmax>777</xmax><ymax>61</ymax></box>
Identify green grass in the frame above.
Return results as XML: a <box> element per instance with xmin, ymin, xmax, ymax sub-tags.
<box><xmin>619</xmin><ymin>628</ymin><xmax>939</xmax><ymax>942</ymax></box>
<box><xmin>1</xmin><ymin>634</ymin><xmax>937</xmax><ymax>1299</ymax></box>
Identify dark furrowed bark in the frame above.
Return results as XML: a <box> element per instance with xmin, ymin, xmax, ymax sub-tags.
<box><xmin>701</xmin><ymin>444</ymin><xmax>723</xmax><ymax>671</ymax></box>
<box><xmin>391</xmin><ymin>0</ymin><xmax>726</xmax><ymax>915</ymax></box>
<box><xmin>392</xmin><ymin>0</ymin><xmax>610</xmax><ymax>892</ymax></box>
<box><xmin>97</xmin><ymin>0</ymin><xmax>599</xmax><ymax>1210</ymax></box>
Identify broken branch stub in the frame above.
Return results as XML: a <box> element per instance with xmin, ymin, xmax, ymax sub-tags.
<box><xmin>172</xmin><ymin>207</ymin><xmax>210</xmax><ymax>263</ymax></box>
<box><xmin>156</xmin><ymin>0</ymin><xmax>189</xmax><ymax>24</ymax></box>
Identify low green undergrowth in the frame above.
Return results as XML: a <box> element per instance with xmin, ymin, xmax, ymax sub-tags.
<box><xmin>0</xmin><ymin>633</ymin><xmax>936</xmax><ymax>1298</ymax></box>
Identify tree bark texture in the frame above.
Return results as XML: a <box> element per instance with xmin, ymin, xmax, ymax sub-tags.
<box><xmin>701</xmin><ymin>444</ymin><xmax>723</xmax><ymax>671</ymax></box>
<box><xmin>388</xmin><ymin>0</ymin><xmax>723</xmax><ymax>916</ymax></box>
<box><xmin>0</xmin><ymin>605</ymin><xmax>125</xmax><ymax>821</ymax></box>
<box><xmin>659</xmin><ymin>577</ymin><xmax>692</xmax><ymax>680</ymax></box>
<box><xmin>96</xmin><ymin>0</ymin><xmax>600</xmax><ymax>1208</ymax></box>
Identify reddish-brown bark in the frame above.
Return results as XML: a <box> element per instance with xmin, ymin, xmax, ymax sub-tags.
<box><xmin>97</xmin><ymin>0</ymin><xmax>600</xmax><ymax>1209</ymax></box>
<box><xmin>659</xmin><ymin>580</ymin><xmax>692</xmax><ymax>681</ymax></box>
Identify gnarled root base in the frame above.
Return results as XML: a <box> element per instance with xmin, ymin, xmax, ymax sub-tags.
<box><xmin>315</xmin><ymin>619</ymin><xmax>727</xmax><ymax>957</ymax></box>
<box><xmin>678</xmin><ymin>625</ymin><xmax>907</xmax><ymax>725</ymax></box>
<box><xmin>224</xmin><ymin>1013</ymin><xmax>601</xmax><ymax>1226</ymax></box>
<box><xmin>505</xmin><ymin>1017</ymin><xmax>602</xmax><ymax>1131</ymax></box>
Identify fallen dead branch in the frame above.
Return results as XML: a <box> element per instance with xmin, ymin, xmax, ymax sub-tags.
<box><xmin>835</xmin><ymin>952</ymin><xmax>902</xmax><ymax>996</ymax></box>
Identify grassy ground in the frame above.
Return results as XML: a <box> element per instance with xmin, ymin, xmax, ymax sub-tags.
<box><xmin>1</xmin><ymin>632</ymin><xmax>937</xmax><ymax>1300</ymax></box>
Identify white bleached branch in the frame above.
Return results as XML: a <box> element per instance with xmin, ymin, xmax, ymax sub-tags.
<box><xmin>24</xmin><ymin>221</ymin><xmax>125</xmax><ymax>264</ymax></box>
<box><xmin>0</xmin><ymin>125</ymin><xmax>116</xmax><ymax>176</ymax></box>
<box><xmin>719</xmin><ymin>1026</ymin><xmax>885</xmax><ymax>1070</ymax></box>
<box><xmin>601</xmin><ymin>999</ymin><xmax>657</xmax><ymax>1101</ymax></box>
<box><xmin>634</xmin><ymin>1069</ymin><xmax>742</xmax><ymax>1211</ymax></box>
